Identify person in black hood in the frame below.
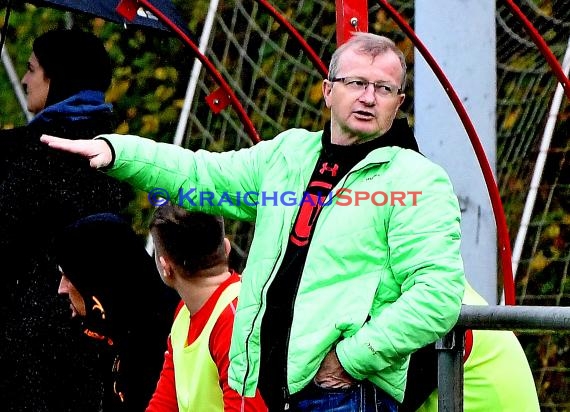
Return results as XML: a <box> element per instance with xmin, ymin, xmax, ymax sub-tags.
<box><xmin>20</xmin><ymin>27</ymin><xmax>113</xmax><ymax>117</ymax></box>
<box><xmin>0</xmin><ymin>28</ymin><xmax>133</xmax><ymax>411</ymax></box>
<box><xmin>54</xmin><ymin>213</ymin><xmax>179</xmax><ymax>412</ymax></box>
<box><xmin>30</xmin><ymin>27</ymin><xmax>113</xmax><ymax>110</ymax></box>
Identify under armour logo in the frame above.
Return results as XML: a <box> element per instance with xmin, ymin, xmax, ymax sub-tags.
<box><xmin>319</xmin><ymin>162</ymin><xmax>339</xmax><ymax>176</ymax></box>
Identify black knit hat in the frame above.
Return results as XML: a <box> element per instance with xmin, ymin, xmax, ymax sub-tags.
<box><xmin>53</xmin><ymin>213</ymin><xmax>178</xmax><ymax>338</ymax></box>
<box><xmin>53</xmin><ymin>213</ymin><xmax>179</xmax><ymax>406</ymax></box>
<box><xmin>33</xmin><ymin>28</ymin><xmax>112</xmax><ymax>106</ymax></box>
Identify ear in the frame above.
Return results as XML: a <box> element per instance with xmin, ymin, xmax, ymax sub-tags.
<box><xmin>223</xmin><ymin>237</ymin><xmax>231</xmax><ymax>257</ymax></box>
<box><xmin>159</xmin><ymin>255</ymin><xmax>175</xmax><ymax>279</ymax></box>
<box><xmin>322</xmin><ymin>79</ymin><xmax>333</xmax><ymax>108</ymax></box>
<box><xmin>396</xmin><ymin>93</ymin><xmax>405</xmax><ymax>110</ymax></box>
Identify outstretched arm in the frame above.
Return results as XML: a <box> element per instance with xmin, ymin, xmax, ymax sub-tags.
<box><xmin>40</xmin><ymin>134</ymin><xmax>113</xmax><ymax>169</ymax></box>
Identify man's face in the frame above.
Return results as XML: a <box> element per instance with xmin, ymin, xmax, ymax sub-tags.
<box><xmin>322</xmin><ymin>48</ymin><xmax>405</xmax><ymax>145</ymax></box>
<box><xmin>58</xmin><ymin>272</ymin><xmax>86</xmax><ymax>318</ymax></box>
<box><xmin>21</xmin><ymin>52</ymin><xmax>50</xmax><ymax>115</ymax></box>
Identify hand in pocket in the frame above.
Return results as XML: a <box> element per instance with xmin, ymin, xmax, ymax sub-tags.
<box><xmin>314</xmin><ymin>348</ymin><xmax>356</xmax><ymax>389</ymax></box>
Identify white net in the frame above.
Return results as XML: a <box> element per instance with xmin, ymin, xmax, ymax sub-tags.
<box><xmin>495</xmin><ymin>0</ymin><xmax>570</xmax><ymax>407</ymax></box>
<box><xmin>176</xmin><ymin>0</ymin><xmax>414</xmax><ymax>268</ymax></box>
<box><xmin>176</xmin><ymin>0</ymin><xmax>334</xmax><ymax>267</ymax></box>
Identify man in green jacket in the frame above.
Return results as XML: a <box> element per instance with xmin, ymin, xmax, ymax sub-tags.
<box><xmin>41</xmin><ymin>32</ymin><xmax>465</xmax><ymax>411</ymax></box>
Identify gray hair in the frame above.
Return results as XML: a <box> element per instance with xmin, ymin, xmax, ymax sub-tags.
<box><xmin>328</xmin><ymin>32</ymin><xmax>407</xmax><ymax>92</ymax></box>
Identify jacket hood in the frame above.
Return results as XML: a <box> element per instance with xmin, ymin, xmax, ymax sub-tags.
<box><xmin>53</xmin><ymin>213</ymin><xmax>177</xmax><ymax>340</ymax></box>
<box><xmin>33</xmin><ymin>29</ymin><xmax>112</xmax><ymax>107</ymax></box>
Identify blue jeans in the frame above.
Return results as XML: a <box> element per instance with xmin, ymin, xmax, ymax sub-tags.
<box><xmin>288</xmin><ymin>380</ymin><xmax>399</xmax><ymax>412</ymax></box>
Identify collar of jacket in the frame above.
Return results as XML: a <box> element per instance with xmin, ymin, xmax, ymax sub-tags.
<box><xmin>303</xmin><ymin>117</ymin><xmax>421</xmax><ymax>171</ymax></box>
<box><xmin>321</xmin><ymin>117</ymin><xmax>420</xmax><ymax>154</ymax></box>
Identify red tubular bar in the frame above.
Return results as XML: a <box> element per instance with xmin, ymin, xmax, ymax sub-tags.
<box><xmin>378</xmin><ymin>0</ymin><xmax>516</xmax><ymax>305</ymax></box>
<box><xmin>256</xmin><ymin>0</ymin><xmax>328</xmax><ymax>78</ymax></box>
<box><xmin>136</xmin><ymin>0</ymin><xmax>261</xmax><ymax>144</ymax></box>
<box><xmin>335</xmin><ymin>0</ymin><xmax>369</xmax><ymax>46</ymax></box>
<box><xmin>503</xmin><ymin>0</ymin><xmax>570</xmax><ymax>99</ymax></box>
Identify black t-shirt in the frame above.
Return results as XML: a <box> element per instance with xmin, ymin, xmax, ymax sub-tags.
<box><xmin>257</xmin><ymin>119</ymin><xmax>419</xmax><ymax>409</ymax></box>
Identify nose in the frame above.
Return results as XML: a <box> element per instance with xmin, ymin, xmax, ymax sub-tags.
<box><xmin>58</xmin><ymin>276</ymin><xmax>70</xmax><ymax>295</ymax></box>
<box><xmin>358</xmin><ymin>83</ymin><xmax>376</xmax><ymax>105</ymax></box>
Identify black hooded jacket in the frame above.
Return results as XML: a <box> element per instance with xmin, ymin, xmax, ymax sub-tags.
<box><xmin>0</xmin><ymin>29</ymin><xmax>134</xmax><ymax>412</ymax></box>
<box><xmin>0</xmin><ymin>113</ymin><xmax>135</xmax><ymax>412</ymax></box>
<box><xmin>54</xmin><ymin>213</ymin><xmax>179</xmax><ymax>412</ymax></box>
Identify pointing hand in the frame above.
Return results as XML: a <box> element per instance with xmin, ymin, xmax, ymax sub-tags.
<box><xmin>40</xmin><ymin>134</ymin><xmax>113</xmax><ymax>169</ymax></box>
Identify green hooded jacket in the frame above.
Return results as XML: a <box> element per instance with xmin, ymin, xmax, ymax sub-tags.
<box><xmin>103</xmin><ymin>127</ymin><xmax>465</xmax><ymax>402</ymax></box>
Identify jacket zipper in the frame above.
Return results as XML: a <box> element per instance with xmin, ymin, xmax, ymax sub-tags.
<box><xmin>281</xmin><ymin>259</ymin><xmax>305</xmax><ymax>409</ymax></box>
<box><xmin>241</xmin><ymin>247</ymin><xmax>283</xmax><ymax>397</ymax></box>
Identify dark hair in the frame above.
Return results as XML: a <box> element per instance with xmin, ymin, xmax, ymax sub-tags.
<box><xmin>33</xmin><ymin>28</ymin><xmax>112</xmax><ymax>106</ymax></box>
<box><xmin>150</xmin><ymin>204</ymin><xmax>227</xmax><ymax>274</ymax></box>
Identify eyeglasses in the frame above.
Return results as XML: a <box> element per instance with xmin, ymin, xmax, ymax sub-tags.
<box><xmin>329</xmin><ymin>77</ymin><xmax>403</xmax><ymax>97</ymax></box>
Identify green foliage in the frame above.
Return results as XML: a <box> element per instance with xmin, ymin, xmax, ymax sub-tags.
<box><xmin>0</xmin><ymin>4</ymin><xmax>68</xmax><ymax>128</ymax></box>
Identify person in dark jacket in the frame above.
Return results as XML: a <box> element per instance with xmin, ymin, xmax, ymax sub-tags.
<box><xmin>0</xmin><ymin>28</ymin><xmax>133</xmax><ymax>411</ymax></box>
<box><xmin>54</xmin><ymin>213</ymin><xmax>179</xmax><ymax>412</ymax></box>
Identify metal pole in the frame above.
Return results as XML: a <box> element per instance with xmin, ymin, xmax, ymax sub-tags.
<box><xmin>458</xmin><ymin>305</ymin><xmax>570</xmax><ymax>331</ymax></box>
<box><xmin>436</xmin><ymin>328</ymin><xmax>465</xmax><ymax>412</ymax></box>
<box><xmin>510</xmin><ymin>36</ymin><xmax>570</xmax><ymax>284</ymax></box>
<box><xmin>1</xmin><ymin>38</ymin><xmax>33</xmax><ymax>122</ymax></box>
<box><xmin>412</xmin><ymin>0</ymin><xmax>505</xmax><ymax>304</ymax></box>
<box><xmin>150</xmin><ymin>0</ymin><xmax>219</xmax><ymax>254</ymax></box>
<box><xmin>438</xmin><ymin>305</ymin><xmax>570</xmax><ymax>410</ymax></box>
<box><xmin>172</xmin><ymin>0</ymin><xmax>220</xmax><ymax>147</ymax></box>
